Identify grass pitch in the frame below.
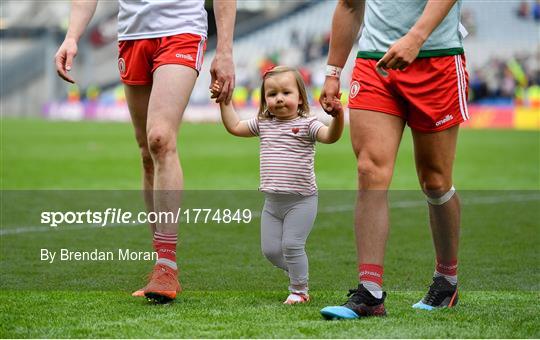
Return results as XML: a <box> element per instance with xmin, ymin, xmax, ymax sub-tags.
<box><xmin>1</xmin><ymin>118</ymin><xmax>539</xmax><ymax>338</ymax></box>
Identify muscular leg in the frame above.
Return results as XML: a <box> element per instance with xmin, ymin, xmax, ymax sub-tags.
<box><xmin>412</xmin><ymin>125</ymin><xmax>460</xmax><ymax>265</ymax></box>
<box><xmin>146</xmin><ymin>64</ymin><xmax>197</xmax><ymax>234</ymax></box>
<box><xmin>350</xmin><ymin>110</ymin><xmax>405</xmax><ymax>267</ymax></box>
<box><xmin>124</xmin><ymin>84</ymin><xmax>155</xmax><ymax>235</ymax></box>
<box><xmin>140</xmin><ymin>65</ymin><xmax>197</xmax><ymax>301</ymax></box>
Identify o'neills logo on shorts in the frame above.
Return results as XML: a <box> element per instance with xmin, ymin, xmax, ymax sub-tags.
<box><xmin>436</xmin><ymin>114</ymin><xmax>454</xmax><ymax>127</ymax></box>
<box><xmin>350</xmin><ymin>81</ymin><xmax>360</xmax><ymax>98</ymax></box>
<box><xmin>118</xmin><ymin>58</ymin><xmax>126</xmax><ymax>75</ymax></box>
<box><xmin>176</xmin><ymin>53</ymin><xmax>194</xmax><ymax>61</ymax></box>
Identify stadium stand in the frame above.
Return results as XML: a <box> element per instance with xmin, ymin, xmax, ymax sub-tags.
<box><xmin>1</xmin><ymin>1</ymin><xmax>538</xmax><ymax>123</ymax></box>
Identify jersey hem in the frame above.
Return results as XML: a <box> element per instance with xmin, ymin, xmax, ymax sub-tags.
<box><xmin>118</xmin><ymin>29</ymin><xmax>207</xmax><ymax>41</ymax></box>
<box><xmin>357</xmin><ymin>48</ymin><xmax>464</xmax><ymax>59</ymax></box>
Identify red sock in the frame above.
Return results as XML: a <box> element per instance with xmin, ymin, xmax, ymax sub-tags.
<box><xmin>435</xmin><ymin>259</ymin><xmax>458</xmax><ymax>285</ymax></box>
<box><xmin>436</xmin><ymin>259</ymin><xmax>458</xmax><ymax>276</ymax></box>
<box><xmin>153</xmin><ymin>232</ymin><xmax>177</xmax><ymax>270</ymax></box>
<box><xmin>358</xmin><ymin>263</ymin><xmax>384</xmax><ymax>286</ymax></box>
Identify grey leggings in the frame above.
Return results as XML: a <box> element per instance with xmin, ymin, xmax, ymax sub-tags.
<box><xmin>261</xmin><ymin>192</ymin><xmax>318</xmax><ymax>290</ymax></box>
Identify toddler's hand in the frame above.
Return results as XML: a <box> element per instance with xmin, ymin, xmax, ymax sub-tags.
<box><xmin>210</xmin><ymin>80</ymin><xmax>221</xmax><ymax>101</ymax></box>
<box><xmin>323</xmin><ymin>93</ymin><xmax>343</xmax><ymax>117</ymax></box>
<box><xmin>328</xmin><ymin>98</ymin><xmax>343</xmax><ymax>117</ymax></box>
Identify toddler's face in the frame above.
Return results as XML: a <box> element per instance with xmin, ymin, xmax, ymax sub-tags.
<box><xmin>264</xmin><ymin>72</ymin><xmax>302</xmax><ymax>120</ymax></box>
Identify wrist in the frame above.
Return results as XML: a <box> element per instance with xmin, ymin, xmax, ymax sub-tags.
<box><xmin>408</xmin><ymin>27</ymin><xmax>428</xmax><ymax>45</ymax></box>
<box><xmin>65</xmin><ymin>33</ymin><xmax>81</xmax><ymax>43</ymax></box>
<box><xmin>325</xmin><ymin>65</ymin><xmax>342</xmax><ymax>78</ymax></box>
<box><xmin>215</xmin><ymin>43</ymin><xmax>233</xmax><ymax>56</ymax></box>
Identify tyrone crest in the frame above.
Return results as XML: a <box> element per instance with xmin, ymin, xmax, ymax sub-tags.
<box><xmin>118</xmin><ymin>58</ymin><xmax>126</xmax><ymax>75</ymax></box>
<box><xmin>350</xmin><ymin>81</ymin><xmax>360</xmax><ymax>99</ymax></box>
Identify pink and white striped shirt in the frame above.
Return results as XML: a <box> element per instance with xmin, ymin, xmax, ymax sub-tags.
<box><xmin>247</xmin><ymin>116</ymin><xmax>325</xmax><ymax>196</ymax></box>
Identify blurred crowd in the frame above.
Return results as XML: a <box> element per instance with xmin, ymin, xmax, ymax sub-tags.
<box><xmin>469</xmin><ymin>51</ymin><xmax>540</xmax><ymax>106</ymax></box>
<box><xmin>516</xmin><ymin>0</ymin><xmax>540</xmax><ymax>21</ymax></box>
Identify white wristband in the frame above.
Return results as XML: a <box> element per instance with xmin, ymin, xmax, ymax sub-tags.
<box><xmin>325</xmin><ymin>65</ymin><xmax>342</xmax><ymax>78</ymax></box>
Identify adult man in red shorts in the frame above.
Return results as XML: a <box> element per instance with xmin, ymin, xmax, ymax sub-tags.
<box><xmin>55</xmin><ymin>0</ymin><xmax>236</xmax><ymax>303</ymax></box>
<box><xmin>320</xmin><ymin>0</ymin><xmax>468</xmax><ymax>318</ymax></box>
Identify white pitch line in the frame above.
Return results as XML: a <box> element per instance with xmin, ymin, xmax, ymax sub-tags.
<box><xmin>0</xmin><ymin>222</ymin><xmax>145</xmax><ymax>236</ymax></box>
<box><xmin>317</xmin><ymin>192</ymin><xmax>540</xmax><ymax>213</ymax></box>
<box><xmin>1</xmin><ymin>193</ymin><xmax>538</xmax><ymax>236</ymax></box>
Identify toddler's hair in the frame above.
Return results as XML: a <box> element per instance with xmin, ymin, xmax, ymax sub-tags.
<box><xmin>258</xmin><ymin>66</ymin><xmax>310</xmax><ymax>120</ymax></box>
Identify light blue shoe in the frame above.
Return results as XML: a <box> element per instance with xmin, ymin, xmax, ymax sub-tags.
<box><xmin>320</xmin><ymin>306</ymin><xmax>360</xmax><ymax>320</ymax></box>
<box><xmin>412</xmin><ymin>301</ymin><xmax>435</xmax><ymax>310</ymax></box>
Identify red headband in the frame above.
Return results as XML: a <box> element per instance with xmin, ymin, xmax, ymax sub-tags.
<box><xmin>262</xmin><ymin>66</ymin><xmax>275</xmax><ymax>78</ymax></box>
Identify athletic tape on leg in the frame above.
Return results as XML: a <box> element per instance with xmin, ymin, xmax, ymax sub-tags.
<box><xmin>426</xmin><ymin>186</ymin><xmax>456</xmax><ymax>205</ymax></box>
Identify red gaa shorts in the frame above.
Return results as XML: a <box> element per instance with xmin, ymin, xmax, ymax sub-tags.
<box><xmin>348</xmin><ymin>55</ymin><xmax>469</xmax><ymax>132</ymax></box>
<box><xmin>118</xmin><ymin>33</ymin><xmax>207</xmax><ymax>85</ymax></box>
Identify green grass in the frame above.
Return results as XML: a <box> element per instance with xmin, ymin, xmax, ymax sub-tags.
<box><xmin>1</xmin><ymin>118</ymin><xmax>539</xmax><ymax>338</ymax></box>
<box><xmin>2</xmin><ymin>291</ymin><xmax>538</xmax><ymax>338</ymax></box>
<box><xmin>1</xmin><ymin>119</ymin><xmax>538</xmax><ymax>190</ymax></box>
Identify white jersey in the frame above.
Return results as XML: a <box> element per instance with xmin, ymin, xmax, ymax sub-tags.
<box><xmin>247</xmin><ymin>116</ymin><xmax>325</xmax><ymax>196</ymax></box>
<box><xmin>118</xmin><ymin>0</ymin><xmax>208</xmax><ymax>41</ymax></box>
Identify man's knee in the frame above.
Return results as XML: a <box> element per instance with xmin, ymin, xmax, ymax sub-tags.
<box><xmin>357</xmin><ymin>157</ymin><xmax>393</xmax><ymax>189</ymax></box>
<box><xmin>419</xmin><ymin>171</ymin><xmax>453</xmax><ymax>198</ymax></box>
<box><xmin>147</xmin><ymin>126</ymin><xmax>177</xmax><ymax>159</ymax></box>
